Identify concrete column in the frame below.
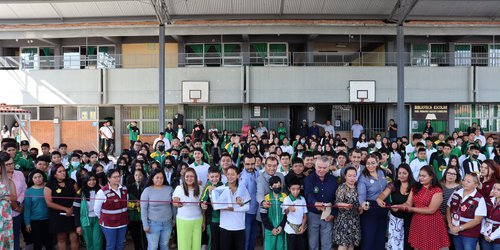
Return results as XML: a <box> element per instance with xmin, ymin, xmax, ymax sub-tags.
<box><xmin>54</xmin><ymin>44</ymin><xmax>62</xmax><ymax>69</ymax></box>
<box><xmin>448</xmin><ymin>104</ymin><xmax>455</xmax><ymax>134</ymax></box>
<box><xmin>396</xmin><ymin>25</ymin><xmax>407</xmax><ymax>137</ymax></box>
<box><xmin>242</xmin><ymin>38</ymin><xmax>250</xmax><ymax>65</ymax></box>
<box><xmin>177</xmin><ymin>39</ymin><xmax>185</xmax><ymax>67</ymax></box>
<box><xmin>54</xmin><ymin>106</ymin><xmax>62</xmax><ymax>147</ymax></box>
<box><xmin>242</xmin><ymin>104</ymin><xmax>250</xmax><ymax>124</ymax></box>
<box><xmin>448</xmin><ymin>43</ymin><xmax>455</xmax><ymax>66</ymax></box>
<box><xmin>114</xmin><ymin>105</ymin><xmax>122</xmax><ymax>154</ymax></box>
<box><xmin>306</xmin><ymin>40</ymin><xmax>315</xmax><ymax>66</ymax></box>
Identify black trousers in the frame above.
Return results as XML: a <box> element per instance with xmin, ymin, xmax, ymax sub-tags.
<box><xmin>220</xmin><ymin>228</ymin><xmax>245</xmax><ymax>250</ymax></box>
<box><xmin>31</xmin><ymin>220</ymin><xmax>52</xmax><ymax>250</ymax></box>
<box><xmin>209</xmin><ymin>222</ymin><xmax>220</xmax><ymax>250</ymax></box>
<box><xmin>128</xmin><ymin>221</ymin><xmax>147</xmax><ymax>250</ymax></box>
<box><xmin>287</xmin><ymin>233</ymin><xmax>306</xmax><ymax>250</ymax></box>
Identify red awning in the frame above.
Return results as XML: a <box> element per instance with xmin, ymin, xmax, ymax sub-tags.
<box><xmin>0</xmin><ymin>103</ymin><xmax>31</xmax><ymax>114</ymax></box>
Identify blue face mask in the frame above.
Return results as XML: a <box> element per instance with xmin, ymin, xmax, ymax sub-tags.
<box><xmin>71</xmin><ymin>161</ymin><xmax>80</xmax><ymax>168</ymax></box>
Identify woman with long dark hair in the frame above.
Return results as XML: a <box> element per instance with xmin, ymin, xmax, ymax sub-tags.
<box><xmin>0</xmin><ymin>152</ymin><xmax>17</xmax><ymax>249</ymax></box>
<box><xmin>127</xmin><ymin>168</ymin><xmax>147</xmax><ymax>250</ymax></box>
<box><xmin>479</xmin><ymin>160</ymin><xmax>500</xmax><ymax>197</ymax></box>
<box><xmin>376</xmin><ymin>163</ymin><xmax>416</xmax><ymax>250</ymax></box>
<box><xmin>74</xmin><ymin>173</ymin><xmax>103</xmax><ymax>250</ymax></box>
<box><xmin>172</xmin><ymin>167</ymin><xmax>202</xmax><ymax>250</ymax></box>
<box><xmin>24</xmin><ymin>169</ymin><xmax>52</xmax><ymax>250</ymax></box>
<box><xmin>141</xmin><ymin>169</ymin><xmax>174</xmax><ymax>250</ymax></box>
<box><xmin>394</xmin><ymin>165</ymin><xmax>449</xmax><ymax>250</ymax></box>
<box><xmin>333</xmin><ymin>166</ymin><xmax>361</xmax><ymax>250</ymax></box>
<box><xmin>43</xmin><ymin>164</ymin><xmax>79</xmax><ymax>250</ymax></box>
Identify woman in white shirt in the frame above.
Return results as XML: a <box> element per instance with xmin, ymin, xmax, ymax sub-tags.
<box><xmin>173</xmin><ymin>167</ymin><xmax>202</xmax><ymax>250</ymax></box>
<box><xmin>217</xmin><ymin>165</ymin><xmax>250</xmax><ymax>250</ymax></box>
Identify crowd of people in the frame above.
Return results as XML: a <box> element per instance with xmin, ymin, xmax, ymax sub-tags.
<box><xmin>0</xmin><ymin>118</ymin><xmax>499</xmax><ymax>250</ymax></box>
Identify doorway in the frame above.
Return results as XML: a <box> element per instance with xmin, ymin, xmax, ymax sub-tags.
<box><xmin>290</xmin><ymin>105</ymin><xmax>307</xmax><ymax>138</ymax></box>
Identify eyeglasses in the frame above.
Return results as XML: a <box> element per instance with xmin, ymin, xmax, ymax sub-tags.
<box><xmin>366</xmin><ymin>161</ymin><xmax>378</xmax><ymax>165</ymax></box>
<box><xmin>447</xmin><ymin>172</ymin><xmax>457</xmax><ymax>176</ymax></box>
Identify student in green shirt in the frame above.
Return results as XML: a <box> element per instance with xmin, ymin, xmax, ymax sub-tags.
<box><xmin>200</xmin><ymin>167</ymin><xmax>224</xmax><ymax>250</ymax></box>
<box><xmin>127</xmin><ymin>121</ymin><xmax>140</xmax><ymax>150</ymax></box>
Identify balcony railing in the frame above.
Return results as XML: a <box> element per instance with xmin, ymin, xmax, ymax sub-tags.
<box><xmin>2</xmin><ymin>52</ymin><xmax>500</xmax><ymax>69</ymax></box>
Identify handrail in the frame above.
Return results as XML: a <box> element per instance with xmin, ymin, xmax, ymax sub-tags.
<box><xmin>2</xmin><ymin>52</ymin><xmax>500</xmax><ymax>69</ymax></box>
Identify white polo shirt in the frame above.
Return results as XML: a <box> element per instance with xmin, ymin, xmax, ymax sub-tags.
<box><xmin>219</xmin><ymin>188</ymin><xmax>250</xmax><ymax>231</ymax></box>
<box><xmin>282</xmin><ymin>195</ymin><xmax>308</xmax><ymax>234</ymax></box>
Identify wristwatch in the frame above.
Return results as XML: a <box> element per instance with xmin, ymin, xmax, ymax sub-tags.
<box><xmin>459</xmin><ymin>226</ymin><xmax>464</xmax><ymax>231</ymax></box>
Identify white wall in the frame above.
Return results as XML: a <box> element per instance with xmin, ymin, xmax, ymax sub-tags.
<box><xmin>105</xmin><ymin>67</ymin><xmax>243</xmax><ymax>104</ymax></box>
<box><xmin>249</xmin><ymin>66</ymin><xmax>471</xmax><ymax>103</ymax></box>
<box><xmin>476</xmin><ymin>67</ymin><xmax>500</xmax><ymax>103</ymax></box>
<box><xmin>0</xmin><ymin>69</ymin><xmax>101</xmax><ymax>105</ymax></box>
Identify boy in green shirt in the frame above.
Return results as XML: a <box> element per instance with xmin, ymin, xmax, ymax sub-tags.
<box><xmin>127</xmin><ymin>121</ymin><xmax>140</xmax><ymax>149</ymax></box>
<box><xmin>201</xmin><ymin>167</ymin><xmax>224</xmax><ymax>250</ymax></box>
<box><xmin>261</xmin><ymin>176</ymin><xmax>287</xmax><ymax>250</ymax></box>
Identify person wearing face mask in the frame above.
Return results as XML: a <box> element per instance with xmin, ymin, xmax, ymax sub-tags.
<box><xmin>163</xmin><ymin>156</ymin><xmax>177</xmax><ymax>187</ymax></box>
<box><xmin>179</xmin><ymin>146</ymin><xmax>193</xmax><ymax>165</ymax></box>
<box><xmin>463</xmin><ymin>146</ymin><xmax>483</xmax><ymax>176</ymax></box>
<box><xmin>150</xmin><ymin>141</ymin><xmax>168</xmax><ymax>169</ymax></box>
<box><xmin>67</xmin><ymin>153</ymin><xmax>83</xmax><ymax>182</ymax></box>
<box><xmin>92</xmin><ymin>164</ymin><xmax>107</xmax><ymax>188</ymax></box>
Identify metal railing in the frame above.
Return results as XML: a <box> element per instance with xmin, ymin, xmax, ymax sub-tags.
<box><xmin>2</xmin><ymin>52</ymin><xmax>500</xmax><ymax>69</ymax></box>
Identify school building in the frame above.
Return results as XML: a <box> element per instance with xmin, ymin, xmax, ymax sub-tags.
<box><xmin>0</xmin><ymin>0</ymin><xmax>499</xmax><ymax>151</ymax></box>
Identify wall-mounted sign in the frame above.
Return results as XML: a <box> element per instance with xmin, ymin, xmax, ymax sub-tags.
<box><xmin>253</xmin><ymin>106</ymin><xmax>261</xmax><ymax>117</ymax></box>
<box><xmin>412</xmin><ymin>105</ymin><xmax>448</xmax><ymax>120</ymax></box>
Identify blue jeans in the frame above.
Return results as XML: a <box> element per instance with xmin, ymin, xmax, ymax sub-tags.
<box><xmin>146</xmin><ymin>221</ymin><xmax>172</xmax><ymax>250</ymax></box>
<box><xmin>453</xmin><ymin>235</ymin><xmax>479</xmax><ymax>250</ymax></box>
<box><xmin>482</xmin><ymin>238</ymin><xmax>500</xmax><ymax>250</ymax></box>
<box><xmin>244</xmin><ymin>213</ymin><xmax>258</xmax><ymax>250</ymax></box>
<box><xmin>101</xmin><ymin>226</ymin><xmax>127</xmax><ymax>250</ymax></box>
<box><xmin>307</xmin><ymin>212</ymin><xmax>333</xmax><ymax>250</ymax></box>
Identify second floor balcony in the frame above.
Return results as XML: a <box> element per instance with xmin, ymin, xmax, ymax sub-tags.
<box><xmin>1</xmin><ymin>51</ymin><xmax>500</xmax><ymax>70</ymax></box>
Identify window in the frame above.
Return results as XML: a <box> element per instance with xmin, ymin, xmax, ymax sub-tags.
<box><xmin>62</xmin><ymin>107</ymin><xmax>78</xmax><ymax>120</ymax></box>
<box><xmin>79</xmin><ymin>107</ymin><xmax>97</xmax><ymax>120</ymax></box>
<box><xmin>20</xmin><ymin>106</ymin><xmax>38</xmax><ymax>120</ymax></box>
<box><xmin>250</xmin><ymin>43</ymin><xmax>289</xmax><ymax>66</ymax></box>
<box><xmin>184</xmin><ymin>43</ymin><xmax>242</xmax><ymax>66</ymax></box>
<box><xmin>250</xmin><ymin>105</ymin><xmax>290</xmax><ymax>133</ymax></box>
<box><xmin>39</xmin><ymin>107</ymin><xmax>54</xmax><ymax>121</ymax></box>
<box><xmin>489</xmin><ymin>45</ymin><xmax>500</xmax><ymax>66</ymax></box>
<box><xmin>411</xmin><ymin>44</ymin><xmax>429</xmax><ymax>66</ymax></box>
<box><xmin>20</xmin><ymin>47</ymin><xmax>39</xmax><ymax>69</ymax></box>
<box><xmin>430</xmin><ymin>44</ymin><xmax>449</xmax><ymax>66</ymax></box>
<box><xmin>185</xmin><ymin>105</ymin><xmax>243</xmax><ymax>133</ymax></box>
<box><xmin>122</xmin><ymin>106</ymin><xmax>177</xmax><ymax>135</ymax></box>
<box><xmin>454</xmin><ymin>104</ymin><xmax>498</xmax><ymax>132</ymax></box>
<box><xmin>63</xmin><ymin>47</ymin><xmax>80</xmax><ymax>69</ymax></box>
<box><xmin>454</xmin><ymin>44</ymin><xmax>471</xmax><ymax>66</ymax></box>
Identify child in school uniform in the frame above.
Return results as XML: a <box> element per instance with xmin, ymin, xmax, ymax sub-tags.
<box><xmin>261</xmin><ymin>176</ymin><xmax>287</xmax><ymax>250</ymax></box>
<box><xmin>282</xmin><ymin>177</ymin><xmax>308</xmax><ymax>250</ymax></box>
<box><xmin>200</xmin><ymin>166</ymin><xmax>223</xmax><ymax>250</ymax></box>
<box><xmin>217</xmin><ymin>165</ymin><xmax>250</xmax><ymax>250</ymax></box>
